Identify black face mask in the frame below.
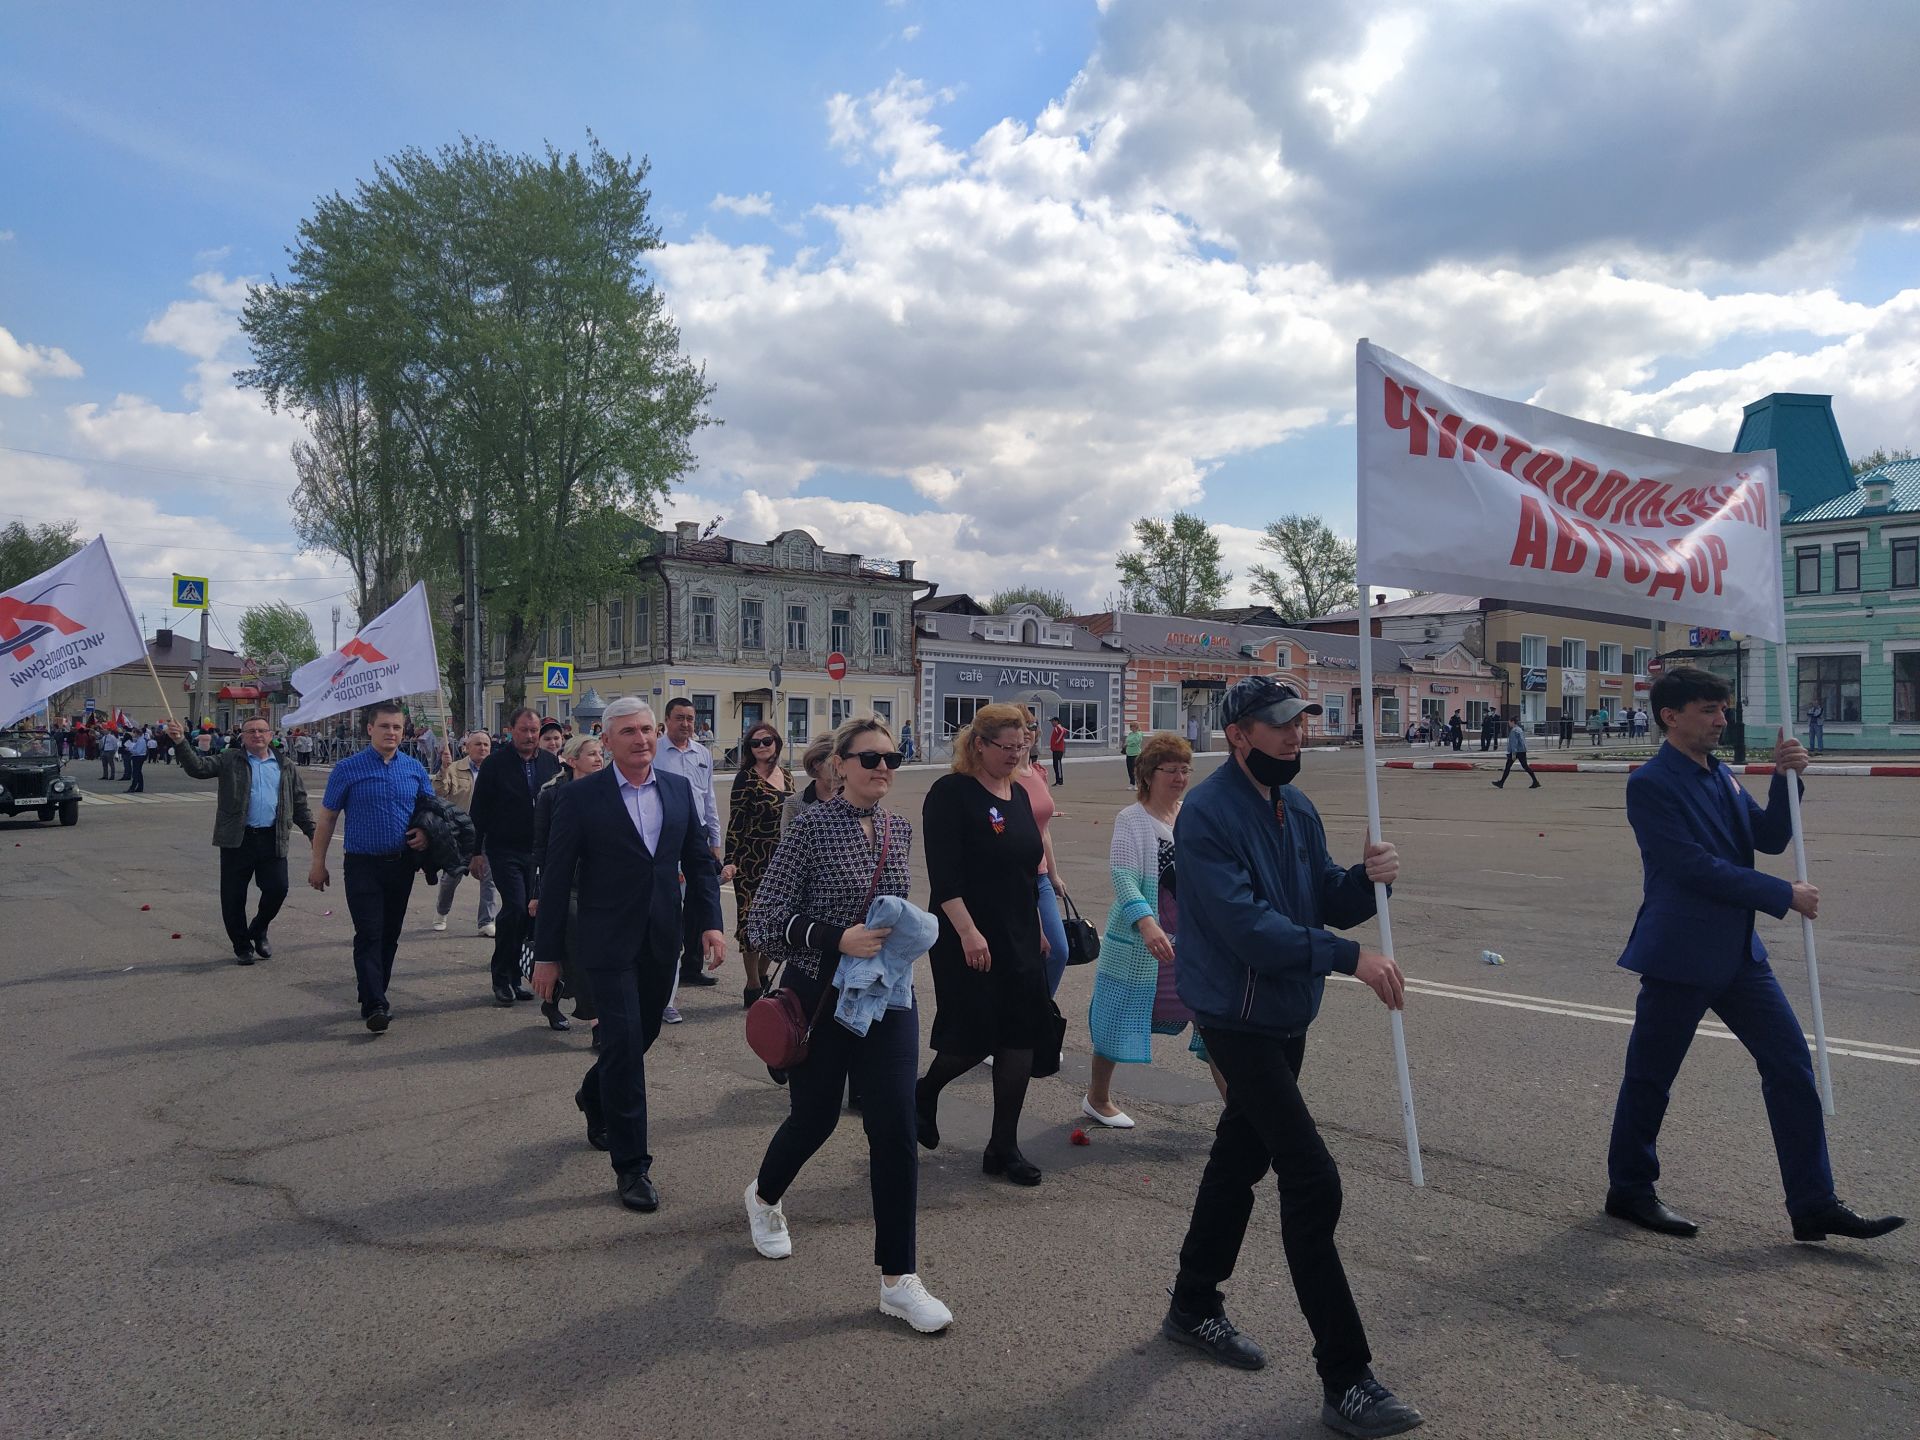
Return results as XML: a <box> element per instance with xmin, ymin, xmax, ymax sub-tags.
<box><xmin>1244</xmin><ymin>747</ymin><xmax>1301</xmax><ymax>788</ymax></box>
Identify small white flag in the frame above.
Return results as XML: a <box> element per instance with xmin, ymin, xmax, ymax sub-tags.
<box><xmin>285</xmin><ymin>581</ymin><xmax>442</xmax><ymax>726</ymax></box>
<box><xmin>1</xmin><ymin>536</ymin><xmax>148</xmax><ymax>727</ymax></box>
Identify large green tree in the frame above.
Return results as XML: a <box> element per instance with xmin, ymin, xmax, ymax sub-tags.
<box><xmin>1248</xmin><ymin>513</ymin><xmax>1358</xmax><ymax>624</ymax></box>
<box><xmin>238</xmin><ymin>600</ymin><xmax>321</xmax><ymax>668</ymax></box>
<box><xmin>1115</xmin><ymin>511</ymin><xmax>1231</xmax><ymax>616</ymax></box>
<box><xmin>240</xmin><ymin>136</ymin><xmax>715</xmax><ymax>708</ymax></box>
<box><xmin>986</xmin><ymin>585</ymin><xmax>1071</xmax><ymax>618</ymax></box>
<box><xmin>0</xmin><ymin>519</ymin><xmax>82</xmax><ymax>590</ymax></box>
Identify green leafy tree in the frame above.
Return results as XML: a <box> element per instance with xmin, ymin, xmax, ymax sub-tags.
<box><xmin>239</xmin><ymin>600</ymin><xmax>321</xmax><ymax>668</ymax></box>
<box><xmin>1248</xmin><ymin>514</ymin><xmax>1358</xmax><ymax>624</ymax></box>
<box><xmin>1852</xmin><ymin>446</ymin><xmax>1915</xmax><ymax>476</ymax></box>
<box><xmin>0</xmin><ymin>519</ymin><xmax>82</xmax><ymax>590</ymax></box>
<box><xmin>240</xmin><ymin>136</ymin><xmax>714</xmax><ymax>708</ymax></box>
<box><xmin>1115</xmin><ymin>511</ymin><xmax>1230</xmax><ymax>616</ymax></box>
<box><xmin>986</xmin><ymin>585</ymin><xmax>1071</xmax><ymax>618</ymax></box>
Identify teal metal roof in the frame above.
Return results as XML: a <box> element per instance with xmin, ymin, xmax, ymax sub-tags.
<box><xmin>1733</xmin><ymin>393</ymin><xmax>1854</xmax><ymax>516</ymax></box>
<box><xmin>1786</xmin><ymin>457</ymin><xmax>1920</xmax><ymax>523</ymax></box>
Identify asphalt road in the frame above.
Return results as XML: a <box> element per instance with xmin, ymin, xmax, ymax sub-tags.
<box><xmin>3</xmin><ymin>749</ymin><xmax>1915</xmax><ymax>1439</ymax></box>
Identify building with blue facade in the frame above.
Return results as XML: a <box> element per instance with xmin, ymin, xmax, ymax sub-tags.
<box><xmin>1734</xmin><ymin>394</ymin><xmax>1919</xmax><ymax>751</ymax></box>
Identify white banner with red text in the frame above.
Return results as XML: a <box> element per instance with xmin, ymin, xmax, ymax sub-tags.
<box><xmin>1356</xmin><ymin>340</ymin><xmax>1784</xmax><ymax>643</ymax></box>
<box><xmin>285</xmin><ymin>581</ymin><xmax>442</xmax><ymax>726</ymax></box>
<box><xmin>1</xmin><ymin>536</ymin><xmax>148</xmax><ymax>728</ymax></box>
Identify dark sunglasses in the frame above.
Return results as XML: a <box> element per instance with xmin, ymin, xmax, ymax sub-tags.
<box><xmin>750</xmin><ymin>736</ymin><xmax>779</xmax><ymax>749</ymax></box>
<box><xmin>846</xmin><ymin>749</ymin><xmax>905</xmax><ymax>770</ymax></box>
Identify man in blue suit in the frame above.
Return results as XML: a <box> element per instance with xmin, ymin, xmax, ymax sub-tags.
<box><xmin>1605</xmin><ymin>667</ymin><xmax>1903</xmax><ymax>1243</ymax></box>
<box><xmin>534</xmin><ymin>697</ymin><xmax>725</xmax><ymax>1213</ymax></box>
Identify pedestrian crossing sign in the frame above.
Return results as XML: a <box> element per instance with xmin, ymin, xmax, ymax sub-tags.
<box><xmin>542</xmin><ymin>661</ymin><xmax>573</xmax><ymax>695</ymax></box>
<box><xmin>172</xmin><ymin>574</ymin><xmax>209</xmax><ymax>609</ymax></box>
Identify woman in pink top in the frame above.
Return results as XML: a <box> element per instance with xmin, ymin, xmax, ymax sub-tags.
<box><xmin>1013</xmin><ymin>718</ymin><xmax>1072</xmax><ymax>995</ymax></box>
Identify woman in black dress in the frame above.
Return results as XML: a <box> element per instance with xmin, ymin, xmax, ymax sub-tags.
<box><xmin>915</xmin><ymin>702</ymin><xmax>1053</xmax><ymax>1185</ymax></box>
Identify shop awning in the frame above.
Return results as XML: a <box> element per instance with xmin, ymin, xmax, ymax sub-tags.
<box><xmin>217</xmin><ymin>685</ymin><xmax>263</xmax><ymax>701</ymax></box>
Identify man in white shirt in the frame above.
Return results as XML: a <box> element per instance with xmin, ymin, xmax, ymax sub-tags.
<box><xmin>652</xmin><ymin>697</ymin><xmax>736</xmax><ymax>1016</ymax></box>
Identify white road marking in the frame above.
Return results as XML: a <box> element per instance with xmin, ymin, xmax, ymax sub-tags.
<box><xmin>1333</xmin><ymin>975</ymin><xmax>1920</xmax><ymax>1067</ymax></box>
<box><xmin>1478</xmin><ymin>869</ymin><xmax>1567</xmax><ymax>880</ymax></box>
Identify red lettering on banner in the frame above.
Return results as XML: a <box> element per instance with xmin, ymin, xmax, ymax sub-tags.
<box><xmin>1460</xmin><ymin>423</ymin><xmax>1499</xmax><ymax>462</ymax></box>
<box><xmin>1634</xmin><ymin>482</ymin><xmax>1673</xmax><ymax>528</ymax></box>
<box><xmin>1498</xmin><ymin>436</ymin><xmax>1533</xmax><ymax>475</ymax></box>
<box><xmin>1612</xmin><ymin>527</ymin><xmax>1650</xmax><ymax>585</ymax></box>
<box><xmin>1662</xmin><ymin>489</ymin><xmax>1699</xmax><ymax>527</ymax></box>
<box><xmin>1385</xmin><ymin>380</ymin><xmax>1429</xmax><ymax>455</ymax></box>
<box><xmin>1705</xmin><ymin>533</ymin><xmax>1728</xmax><ymax>595</ymax></box>
<box><xmin>1549</xmin><ymin>507</ymin><xmax>1588</xmax><ymax>572</ymax></box>
<box><xmin>1434</xmin><ymin>411</ymin><xmax>1464</xmax><ymax>459</ymax></box>
<box><xmin>1637</xmin><ymin>538</ymin><xmax>1687</xmax><ymax>600</ymax></box>
<box><xmin>1551</xmin><ymin>457</ymin><xmax>1599</xmax><ymax>510</ymax></box>
<box><xmin>1511</xmin><ymin>494</ymin><xmax>1550</xmax><ymax>569</ymax></box>
<box><xmin>1521</xmin><ymin>449</ymin><xmax>1564</xmax><ymax>493</ymax></box>
<box><xmin>1609</xmin><ymin>478</ymin><xmax>1659</xmax><ymax>525</ymax></box>
<box><xmin>1569</xmin><ymin>517</ymin><xmax>1615</xmax><ymax>578</ymax></box>
<box><xmin>1581</xmin><ymin>469</ymin><xmax>1632</xmax><ymax>520</ymax></box>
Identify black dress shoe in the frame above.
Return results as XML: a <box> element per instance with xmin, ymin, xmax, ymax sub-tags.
<box><xmin>617</xmin><ymin>1169</ymin><xmax>659</xmax><ymax>1212</ymax></box>
<box><xmin>250</xmin><ymin>934</ymin><xmax>272</xmax><ymax>960</ymax></box>
<box><xmin>679</xmin><ymin>970</ymin><xmax>719</xmax><ymax>987</ymax></box>
<box><xmin>492</xmin><ymin>984</ymin><xmax>516</xmax><ymax>1006</ymax></box>
<box><xmin>744</xmin><ymin>985</ymin><xmax>762</xmax><ymax>1010</ymax></box>
<box><xmin>1792</xmin><ymin>1202</ymin><xmax>1907</xmax><ymax>1242</ymax></box>
<box><xmin>511</xmin><ymin>983</ymin><xmax>535</xmax><ymax>1001</ymax></box>
<box><xmin>982</xmin><ymin>1146</ymin><xmax>1042</xmax><ymax>1186</ymax></box>
<box><xmin>1161</xmin><ymin>1296</ymin><xmax>1267</xmax><ymax>1370</ymax></box>
<box><xmin>1605</xmin><ymin>1189</ymin><xmax>1699</xmax><ymax>1236</ymax></box>
<box><xmin>234</xmin><ymin>944</ymin><xmax>255</xmax><ymax>967</ymax></box>
<box><xmin>914</xmin><ymin>1086</ymin><xmax>940</xmax><ymax>1150</ymax></box>
<box><xmin>574</xmin><ymin>1088</ymin><xmax>608</xmax><ymax>1150</ymax></box>
<box><xmin>365</xmin><ymin>1007</ymin><xmax>390</xmax><ymax>1034</ymax></box>
<box><xmin>540</xmin><ymin>1001</ymin><xmax>570</xmax><ymax>1031</ymax></box>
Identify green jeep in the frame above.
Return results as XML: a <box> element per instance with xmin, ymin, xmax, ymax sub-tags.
<box><xmin>0</xmin><ymin>729</ymin><xmax>82</xmax><ymax>825</ymax></box>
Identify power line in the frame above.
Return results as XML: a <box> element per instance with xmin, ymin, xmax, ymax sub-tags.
<box><xmin>0</xmin><ymin>442</ymin><xmax>292</xmax><ymax>491</ymax></box>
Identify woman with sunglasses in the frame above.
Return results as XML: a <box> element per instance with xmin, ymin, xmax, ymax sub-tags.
<box><xmin>1012</xmin><ymin>716</ymin><xmax>1073</xmax><ymax>997</ymax></box>
<box><xmin>916</xmin><ymin>702</ymin><xmax>1052</xmax><ymax>1186</ymax></box>
<box><xmin>727</xmin><ymin>721</ymin><xmax>793</xmax><ymax>1004</ymax></box>
<box><xmin>742</xmin><ymin>718</ymin><xmax>951</xmax><ymax>1332</ymax></box>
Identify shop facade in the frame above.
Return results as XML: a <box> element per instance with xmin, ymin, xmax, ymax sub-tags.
<box><xmin>913</xmin><ymin>605</ymin><xmax>1127</xmax><ymax>760</ymax></box>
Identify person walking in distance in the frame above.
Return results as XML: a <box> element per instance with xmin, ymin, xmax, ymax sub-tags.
<box><xmin>98</xmin><ymin>726</ymin><xmax>120</xmax><ymax>781</ymax></box>
<box><xmin>432</xmin><ymin>730</ymin><xmax>498</xmax><ymax>936</ymax></box>
<box><xmin>1493</xmin><ymin>716</ymin><xmax>1541</xmax><ymax>790</ymax></box>
<box><xmin>654</xmin><ymin>696</ymin><xmax>734</xmax><ymax>1008</ymax></box>
<box><xmin>1558</xmin><ymin>710</ymin><xmax>1575</xmax><ymax>750</ymax></box>
<box><xmin>1447</xmin><ymin>710</ymin><xmax>1463</xmax><ymax>752</ymax></box>
<box><xmin>1049</xmin><ymin>715</ymin><xmax>1068</xmax><ymax>786</ymax></box>
<box><xmin>123</xmin><ymin>726</ymin><xmax>150</xmax><ymax>791</ymax></box>
<box><xmin>308</xmin><ymin>702</ymin><xmax>433</xmax><ymax>1032</ymax></box>
<box><xmin>1603</xmin><ymin>667</ymin><xmax>1904</xmax><ymax>1245</ymax></box>
<box><xmin>1161</xmin><ymin>676</ymin><xmax>1422</xmax><ymax>1438</ymax></box>
<box><xmin>1124</xmin><ymin>723</ymin><xmax>1145</xmax><ymax>787</ymax></box>
<box><xmin>468</xmin><ymin>707</ymin><xmax>561</xmax><ymax>1008</ymax></box>
<box><xmin>531</xmin><ymin>697</ymin><xmax>725</xmax><ymax>1214</ymax></box>
<box><xmin>741</xmin><ymin>715</ymin><xmax>952</xmax><ymax>1334</ymax></box>
<box><xmin>1805</xmin><ymin>700</ymin><xmax>1824</xmax><ymax>756</ymax></box>
<box><xmin>171</xmin><ymin>716</ymin><xmax>316</xmax><ymax>965</ymax></box>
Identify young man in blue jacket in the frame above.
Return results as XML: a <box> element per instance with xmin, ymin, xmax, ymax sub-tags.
<box><xmin>1163</xmin><ymin>676</ymin><xmax>1422</xmax><ymax>1439</ymax></box>
<box><xmin>1604</xmin><ymin>666</ymin><xmax>1903</xmax><ymax>1244</ymax></box>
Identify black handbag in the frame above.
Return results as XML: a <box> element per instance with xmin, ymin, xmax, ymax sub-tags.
<box><xmin>1059</xmin><ymin>889</ymin><xmax>1100</xmax><ymax>967</ymax></box>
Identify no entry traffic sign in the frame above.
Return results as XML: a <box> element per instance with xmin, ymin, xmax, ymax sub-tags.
<box><xmin>826</xmin><ymin>651</ymin><xmax>848</xmax><ymax>682</ymax></box>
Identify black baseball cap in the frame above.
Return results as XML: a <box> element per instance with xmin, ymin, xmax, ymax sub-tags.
<box><xmin>1223</xmin><ymin>676</ymin><xmax>1322</xmax><ymax>729</ymax></box>
<box><xmin>539</xmin><ymin>718</ymin><xmax>565</xmax><ymax>736</ymax></box>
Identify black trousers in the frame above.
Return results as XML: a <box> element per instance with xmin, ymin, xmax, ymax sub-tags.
<box><xmin>679</xmin><ymin>890</ymin><xmax>707</xmax><ymax>980</ymax></box>
<box><xmin>486</xmin><ymin>845</ymin><xmax>535</xmax><ymax>990</ymax></box>
<box><xmin>580</xmin><ymin>945</ymin><xmax>677</xmax><ymax>1176</ymax></box>
<box><xmin>1497</xmin><ymin>751</ymin><xmax>1537</xmax><ymax>782</ymax></box>
<box><xmin>344</xmin><ymin>852</ymin><xmax>414</xmax><ymax>1017</ymax></box>
<box><xmin>1051</xmin><ymin>751</ymin><xmax>1065</xmax><ymax>785</ymax></box>
<box><xmin>1174</xmin><ymin>1026</ymin><xmax>1371</xmax><ymax>1392</ymax></box>
<box><xmin>757</xmin><ymin>970</ymin><xmax>921</xmax><ymax>1274</ymax></box>
<box><xmin>219</xmin><ymin>828</ymin><xmax>288</xmax><ymax>952</ymax></box>
<box><xmin>125</xmin><ymin>754</ymin><xmax>146</xmax><ymax>790</ymax></box>
<box><xmin>1124</xmin><ymin>755</ymin><xmax>1137</xmax><ymax>786</ymax></box>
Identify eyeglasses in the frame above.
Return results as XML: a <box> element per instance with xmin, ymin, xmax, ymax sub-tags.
<box><xmin>982</xmin><ymin>737</ymin><xmax>1025</xmax><ymax>756</ymax></box>
<box><xmin>750</xmin><ymin>737</ymin><xmax>778</xmax><ymax>749</ymax></box>
<box><xmin>845</xmin><ymin>749</ymin><xmax>905</xmax><ymax>770</ymax></box>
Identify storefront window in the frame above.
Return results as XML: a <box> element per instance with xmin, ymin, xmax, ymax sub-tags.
<box><xmin>943</xmin><ymin>695</ymin><xmax>989</xmax><ymax>737</ymax></box>
<box><xmin>1465</xmin><ymin>699</ymin><xmax>1488</xmax><ymax>730</ymax></box>
<box><xmin>1150</xmin><ymin>684</ymin><xmax>1180</xmax><ymax>733</ymax></box>
<box><xmin>1522</xmin><ymin>692</ymin><xmax>1546</xmax><ymax>728</ymax></box>
<box><xmin>1797</xmin><ymin>655</ymin><xmax>1861</xmax><ymax>723</ymax></box>
<box><xmin>787</xmin><ymin>697</ymin><xmax>809</xmax><ymax>742</ymax></box>
<box><xmin>1060</xmin><ymin>701</ymin><xmax>1100</xmax><ymax>740</ymax></box>
<box><xmin>1378</xmin><ymin>694</ymin><xmax>1401</xmax><ymax>735</ymax></box>
<box><xmin>1323</xmin><ymin>693</ymin><xmax>1346</xmax><ymax>734</ymax></box>
<box><xmin>692</xmin><ymin>693</ymin><xmax>716</xmax><ymax>734</ymax></box>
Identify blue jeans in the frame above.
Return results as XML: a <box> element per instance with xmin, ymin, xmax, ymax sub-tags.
<box><xmin>1036</xmin><ymin>874</ymin><xmax>1071</xmax><ymax>997</ymax></box>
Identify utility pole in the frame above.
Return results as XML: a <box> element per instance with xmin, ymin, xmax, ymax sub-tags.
<box><xmin>331</xmin><ymin>605</ymin><xmax>342</xmax><ymax>651</ymax></box>
<box><xmin>194</xmin><ymin>605</ymin><xmax>211</xmax><ymax>730</ymax></box>
<box><xmin>464</xmin><ymin>517</ymin><xmax>484</xmax><ymax>735</ymax></box>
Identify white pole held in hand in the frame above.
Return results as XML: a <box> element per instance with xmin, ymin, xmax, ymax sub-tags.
<box><xmin>1357</xmin><ymin>581</ymin><xmax>1425</xmax><ymax>1187</ymax></box>
<box><xmin>1773</xmin><ymin>631</ymin><xmax>1834</xmax><ymax>1115</ymax></box>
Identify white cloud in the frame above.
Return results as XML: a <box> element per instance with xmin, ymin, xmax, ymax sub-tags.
<box><xmin>901</xmin><ymin>24</ymin><xmax>921</xmax><ymax>42</ymax></box>
<box><xmin>0</xmin><ymin>325</ymin><xmax>83</xmax><ymax>398</ymax></box>
<box><xmin>0</xmin><ymin>230</ymin><xmax>16</xmax><ymax>242</ymax></box>
<box><xmin>711</xmin><ymin>191</ymin><xmax>775</xmax><ymax>217</ymax></box>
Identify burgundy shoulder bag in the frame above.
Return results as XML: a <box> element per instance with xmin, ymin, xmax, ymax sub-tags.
<box><xmin>744</xmin><ymin>812</ymin><xmax>890</xmax><ymax>1070</ymax></box>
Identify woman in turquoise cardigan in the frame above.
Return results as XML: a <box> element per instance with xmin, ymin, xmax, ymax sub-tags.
<box><xmin>1085</xmin><ymin>732</ymin><xmax>1223</xmax><ymax>1127</ymax></box>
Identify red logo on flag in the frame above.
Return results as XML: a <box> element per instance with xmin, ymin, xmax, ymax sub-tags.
<box><xmin>328</xmin><ymin>635</ymin><xmax>390</xmax><ymax>684</ymax></box>
<box><xmin>0</xmin><ymin>590</ymin><xmax>88</xmax><ymax>662</ymax></box>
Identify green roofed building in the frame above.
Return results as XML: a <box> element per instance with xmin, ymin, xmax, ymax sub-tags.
<box><xmin>1733</xmin><ymin>393</ymin><xmax>1920</xmax><ymax>752</ymax></box>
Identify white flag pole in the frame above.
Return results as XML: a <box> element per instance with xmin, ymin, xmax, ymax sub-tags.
<box><xmin>1769</xmin><ymin>521</ymin><xmax>1833</xmax><ymax>1113</ymax></box>
<box><xmin>1354</xmin><ymin>340</ymin><xmax>1424</xmax><ymax>1186</ymax></box>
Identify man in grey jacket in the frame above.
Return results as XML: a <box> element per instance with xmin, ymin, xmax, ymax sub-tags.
<box><xmin>1492</xmin><ymin>717</ymin><xmax>1540</xmax><ymax>790</ymax></box>
<box><xmin>169</xmin><ymin>716</ymin><xmax>316</xmax><ymax>964</ymax></box>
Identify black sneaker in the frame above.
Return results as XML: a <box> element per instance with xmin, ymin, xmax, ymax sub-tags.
<box><xmin>1322</xmin><ymin>1377</ymin><xmax>1423</xmax><ymax>1437</ymax></box>
<box><xmin>234</xmin><ymin>944</ymin><xmax>255</xmax><ymax>967</ymax></box>
<box><xmin>1160</xmin><ymin>1295</ymin><xmax>1266</xmax><ymax>1370</ymax></box>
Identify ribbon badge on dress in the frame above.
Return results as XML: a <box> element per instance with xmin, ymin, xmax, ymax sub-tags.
<box><xmin>987</xmin><ymin>804</ymin><xmax>1005</xmax><ymax>835</ymax></box>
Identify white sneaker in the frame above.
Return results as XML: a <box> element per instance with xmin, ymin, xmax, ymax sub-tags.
<box><xmin>662</xmin><ymin>1005</ymin><xmax>683</xmax><ymax>1025</ymax></box>
<box><xmin>1082</xmin><ymin>1095</ymin><xmax>1135</xmax><ymax>1129</ymax></box>
<box><xmin>745</xmin><ymin>1182</ymin><xmax>792</xmax><ymax>1259</ymax></box>
<box><xmin>479</xmin><ymin>922</ymin><xmax>496</xmax><ymax>938</ymax></box>
<box><xmin>880</xmin><ymin>1273</ymin><xmax>952</xmax><ymax>1333</ymax></box>
<box><xmin>432</xmin><ymin>916</ymin><xmax>448</xmax><ymax>932</ymax></box>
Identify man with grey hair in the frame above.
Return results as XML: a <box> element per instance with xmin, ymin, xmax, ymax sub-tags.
<box><xmin>535</xmin><ymin>696</ymin><xmax>725</xmax><ymax>1213</ymax></box>
<box><xmin>432</xmin><ymin>729</ymin><xmax>498</xmax><ymax>935</ymax></box>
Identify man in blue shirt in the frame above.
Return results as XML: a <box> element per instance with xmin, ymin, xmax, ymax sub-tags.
<box><xmin>310</xmin><ymin>700</ymin><xmax>433</xmax><ymax>1032</ymax></box>
<box><xmin>1162</xmin><ymin>676</ymin><xmax>1421</xmax><ymax>1439</ymax></box>
<box><xmin>172</xmin><ymin>715</ymin><xmax>316</xmax><ymax>965</ymax></box>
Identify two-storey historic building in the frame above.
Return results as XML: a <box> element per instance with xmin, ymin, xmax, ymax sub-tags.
<box><xmin>483</xmin><ymin>524</ymin><xmax>926</xmax><ymax>755</ymax></box>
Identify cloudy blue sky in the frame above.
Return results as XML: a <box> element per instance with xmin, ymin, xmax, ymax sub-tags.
<box><xmin>3</xmin><ymin>0</ymin><xmax>1918</xmax><ymax>641</ymax></box>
